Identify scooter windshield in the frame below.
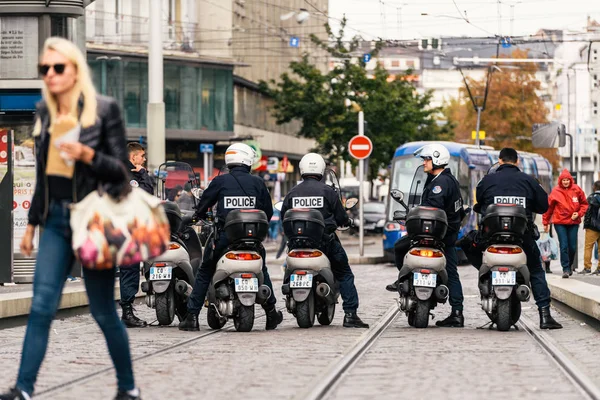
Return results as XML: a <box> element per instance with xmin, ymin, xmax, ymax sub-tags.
<box><xmin>408</xmin><ymin>165</ymin><xmax>428</xmax><ymax>208</ymax></box>
<box><xmin>155</xmin><ymin>161</ymin><xmax>201</xmax><ymax>213</ymax></box>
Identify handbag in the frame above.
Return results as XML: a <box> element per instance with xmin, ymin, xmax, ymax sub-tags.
<box><xmin>70</xmin><ymin>187</ymin><xmax>171</xmax><ymax>270</ymax></box>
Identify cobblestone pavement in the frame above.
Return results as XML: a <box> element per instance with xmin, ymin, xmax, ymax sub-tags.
<box><xmin>0</xmin><ymin>257</ymin><xmax>598</xmax><ymax>400</ymax></box>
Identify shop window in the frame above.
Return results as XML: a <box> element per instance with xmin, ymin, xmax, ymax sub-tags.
<box><xmin>164</xmin><ymin>64</ymin><xmax>181</xmax><ymax>129</ymax></box>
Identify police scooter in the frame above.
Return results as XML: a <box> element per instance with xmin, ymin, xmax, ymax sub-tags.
<box><xmin>472</xmin><ymin>163</ymin><xmax>532</xmax><ymax>331</ymax></box>
<box><xmin>275</xmin><ymin>169</ymin><xmax>358</xmax><ymax>329</ymax></box>
<box><xmin>141</xmin><ymin>162</ymin><xmax>204</xmax><ymax>326</ymax></box>
<box><xmin>205</xmin><ymin>208</ymin><xmax>274</xmax><ymax>333</ymax></box>
<box><xmin>390</xmin><ymin>188</ymin><xmax>450</xmax><ymax>329</ymax></box>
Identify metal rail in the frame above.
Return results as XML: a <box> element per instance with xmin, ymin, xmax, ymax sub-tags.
<box><xmin>519</xmin><ymin>315</ymin><xmax>600</xmax><ymax>400</ymax></box>
<box><xmin>301</xmin><ymin>304</ymin><xmax>400</xmax><ymax>400</ymax></box>
<box><xmin>35</xmin><ymin>307</ymin><xmax>284</xmax><ymax>398</ymax></box>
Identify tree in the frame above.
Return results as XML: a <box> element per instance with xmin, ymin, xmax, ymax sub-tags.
<box><xmin>444</xmin><ymin>49</ymin><xmax>559</xmax><ymax>167</ymax></box>
<box><xmin>259</xmin><ymin>18</ymin><xmax>450</xmax><ymax>180</ymax></box>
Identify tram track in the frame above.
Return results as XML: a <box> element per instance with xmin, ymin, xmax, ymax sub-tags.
<box><xmin>35</xmin><ymin>306</ymin><xmax>285</xmax><ymax>398</ymax></box>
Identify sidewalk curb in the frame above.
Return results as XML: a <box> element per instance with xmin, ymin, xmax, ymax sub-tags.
<box><xmin>547</xmin><ymin>275</ymin><xmax>600</xmax><ymax>321</ymax></box>
<box><xmin>0</xmin><ymin>284</ymin><xmax>143</xmax><ymax>320</ymax></box>
<box><xmin>348</xmin><ymin>256</ymin><xmax>387</xmax><ymax>265</ymax></box>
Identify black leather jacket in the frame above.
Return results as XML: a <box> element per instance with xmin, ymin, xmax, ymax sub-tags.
<box><xmin>28</xmin><ymin>95</ymin><xmax>129</xmax><ymax>227</ymax></box>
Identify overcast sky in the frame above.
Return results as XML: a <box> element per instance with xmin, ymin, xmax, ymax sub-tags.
<box><xmin>327</xmin><ymin>0</ymin><xmax>600</xmax><ymax>40</ymax></box>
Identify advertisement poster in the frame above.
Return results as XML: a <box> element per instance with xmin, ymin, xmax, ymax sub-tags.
<box><xmin>11</xmin><ymin>126</ymin><xmax>38</xmax><ymax>254</ymax></box>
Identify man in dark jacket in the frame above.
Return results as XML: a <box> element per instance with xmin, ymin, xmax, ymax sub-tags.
<box><xmin>475</xmin><ymin>147</ymin><xmax>562</xmax><ymax>329</ymax></box>
<box><xmin>119</xmin><ymin>142</ymin><xmax>154</xmax><ymax>328</ymax></box>
<box><xmin>583</xmin><ymin>180</ymin><xmax>600</xmax><ymax>274</ymax></box>
<box><xmin>386</xmin><ymin>143</ymin><xmax>466</xmax><ymax>328</ymax></box>
<box><xmin>280</xmin><ymin>153</ymin><xmax>369</xmax><ymax>328</ymax></box>
<box><xmin>178</xmin><ymin>143</ymin><xmax>283</xmax><ymax>331</ymax></box>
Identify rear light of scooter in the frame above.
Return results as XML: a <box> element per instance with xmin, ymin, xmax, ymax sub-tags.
<box><xmin>420</xmin><ymin>269</ymin><xmax>431</xmax><ymax>274</ymax></box>
<box><xmin>155</xmin><ymin>262</ymin><xmax>166</xmax><ymax>267</ymax></box>
<box><xmin>409</xmin><ymin>249</ymin><xmax>444</xmax><ymax>258</ymax></box>
<box><xmin>295</xmin><ymin>270</ymin><xmax>307</xmax><ymax>275</ymax></box>
<box><xmin>288</xmin><ymin>250</ymin><xmax>323</xmax><ymax>258</ymax></box>
<box><xmin>225</xmin><ymin>253</ymin><xmax>261</xmax><ymax>261</ymax></box>
<box><xmin>241</xmin><ymin>273</ymin><xmax>254</xmax><ymax>279</ymax></box>
<box><xmin>498</xmin><ymin>267</ymin><xmax>510</xmax><ymax>272</ymax></box>
<box><xmin>487</xmin><ymin>246</ymin><xmax>523</xmax><ymax>254</ymax></box>
<box><xmin>169</xmin><ymin>243</ymin><xmax>181</xmax><ymax>250</ymax></box>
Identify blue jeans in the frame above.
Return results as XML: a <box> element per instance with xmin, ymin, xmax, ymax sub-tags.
<box><xmin>554</xmin><ymin>224</ymin><xmax>579</xmax><ymax>272</ymax></box>
<box><xmin>187</xmin><ymin>231</ymin><xmax>277</xmax><ymax>315</ymax></box>
<box><xmin>16</xmin><ymin>201</ymin><xmax>135</xmax><ymax>395</ymax></box>
<box><xmin>119</xmin><ymin>263</ymin><xmax>141</xmax><ymax>306</ymax></box>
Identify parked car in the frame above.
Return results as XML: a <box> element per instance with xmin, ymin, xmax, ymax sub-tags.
<box><xmin>349</xmin><ymin>201</ymin><xmax>387</xmax><ymax>234</ymax></box>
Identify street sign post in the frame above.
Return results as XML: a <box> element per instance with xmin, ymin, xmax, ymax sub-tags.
<box><xmin>200</xmin><ymin>143</ymin><xmax>214</xmax><ymax>188</ymax></box>
<box><xmin>348</xmin><ymin>112</ymin><xmax>372</xmax><ymax>256</ymax></box>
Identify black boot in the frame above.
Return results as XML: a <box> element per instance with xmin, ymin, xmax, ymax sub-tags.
<box><xmin>385</xmin><ymin>280</ymin><xmax>399</xmax><ymax>292</ymax></box>
<box><xmin>539</xmin><ymin>306</ymin><xmax>562</xmax><ymax>329</ymax></box>
<box><xmin>178</xmin><ymin>312</ymin><xmax>199</xmax><ymax>331</ymax></box>
<box><xmin>545</xmin><ymin>261</ymin><xmax>552</xmax><ymax>273</ymax></box>
<box><xmin>0</xmin><ymin>387</ymin><xmax>30</xmax><ymax>400</ymax></box>
<box><xmin>121</xmin><ymin>304</ymin><xmax>147</xmax><ymax>328</ymax></box>
<box><xmin>114</xmin><ymin>388</ymin><xmax>141</xmax><ymax>400</ymax></box>
<box><xmin>435</xmin><ymin>309</ymin><xmax>464</xmax><ymax>327</ymax></box>
<box><xmin>343</xmin><ymin>312</ymin><xmax>369</xmax><ymax>328</ymax></box>
<box><xmin>265</xmin><ymin>306</ymin><xmax>283</xmax><ymax>330</ymax></box>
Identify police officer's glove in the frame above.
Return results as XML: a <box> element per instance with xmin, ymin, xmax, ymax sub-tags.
<box><xmin>344</xmin><ymin>218</ymin><xmax>355</xmax><ymax>228</ymax></box>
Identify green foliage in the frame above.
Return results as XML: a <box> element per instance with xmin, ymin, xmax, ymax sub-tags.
<box><xmin>259</xmin><ymin>18</ymin><xmax>449</xmax><ymax>179</ymax></box>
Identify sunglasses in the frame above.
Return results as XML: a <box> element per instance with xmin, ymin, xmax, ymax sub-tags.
<box><xmin>39</xmin><ymin>63</ymin><xmax>66</xmax><ymax>76</ymax></box>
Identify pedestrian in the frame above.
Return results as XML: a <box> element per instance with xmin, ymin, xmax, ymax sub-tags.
<box><xmin>176</xmin><ymin>182</ymin><xmax>195</xmax><ymax>211</ymax></box>
<box><xmin>386</xmin><ymin>144</ymin><xmax>466</xmax><ymax>328</ymax></box>
<box><xmin>0</xmin><ymin>37</ymin><xmax>141</xmax><ymax>400</ymax></box>
<box><xmin>542</xmin><ymin>169</ymin><xmax>588</xmax><ymax>278</ymax></box>
<box><xmin>582</xmin><ymin>180</ymin><xmax>600</xmax><ymax>275</ymax></box>
<box><xmin>476</xmin><ymin>148</ymin><xmax>562</xmax><ymax>329</ymax></box>
<box><xmin>118</xmin><ymin>143</ymin><xmax>154</xmax><ymax>329</ymax></box>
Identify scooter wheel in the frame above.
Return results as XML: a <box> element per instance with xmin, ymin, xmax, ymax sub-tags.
<box><xmin>207</xmin><ymin>305</ymin><xmax>227</xmax><ymax>330</ymax></box>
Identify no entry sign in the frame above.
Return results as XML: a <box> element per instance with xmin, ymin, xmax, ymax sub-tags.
<box><xmin>348</xmin><ymin>135</ymin><xmax>373</xmax><ymax>160</ymax></box>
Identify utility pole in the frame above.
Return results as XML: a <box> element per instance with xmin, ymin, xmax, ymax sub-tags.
<box><xmin>147</xmin><ymin>0</ymin><xmax>165</xmax><ymax>174</ymax></box>
<box><xmin>358</xmin><ymin>111</ymin><xmax>365</xmax><ymax>257</ymax></box>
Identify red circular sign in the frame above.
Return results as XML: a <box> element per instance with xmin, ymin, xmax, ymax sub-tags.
<box><xmin>22</xmin><ymin>201</ymin><xmax>31</xmax><ymax>210</ymax></box>
<box><xmin>13</xmin><ymin>201</ymin><xmax>17</xmax><ymax>210</ymax></box>
<box><xmin>348</xmin><ymin>135</ymin><xmax>373</xmax><ymax>160</ymax></box>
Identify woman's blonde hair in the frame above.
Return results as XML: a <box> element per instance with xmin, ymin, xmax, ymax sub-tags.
<box><xmin>41</xmin><ymin>37</ymin><xmax>97</xmax><ymax>129</ymax></box>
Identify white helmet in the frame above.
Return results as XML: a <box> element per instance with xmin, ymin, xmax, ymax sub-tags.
<box><xmin>299</xmin><ymin>153</ymin><xmax>326</xmax><ymax>178</ymax></box>
<box><xmin>225</xmin><ymin>143</ymin><xmax>255</xmax><ymax>168</ymax></box>
<box><xmin>414</xmin><ymin>143</ymin><xmax>450</xmax><ymax>168</ymax></box>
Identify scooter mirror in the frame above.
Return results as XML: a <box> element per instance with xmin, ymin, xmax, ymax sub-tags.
<box><xmin>273</xmin><ymin>201</ymin><xmax>283</xmax><ymax>211</ymax></box>
<box><xmin>390</xmin><ymin>189</ymin><xmax>404</xmax><ymax>202</ymax></box>
<box><xmin>345</xmin><ymin>197</ymin><xmax>359</xmax><ymax>209</ymax></box>
<box><xmin>191</xmin><ymin>188</ymin><xmax>203</xmax><ymax>199</ymax></box>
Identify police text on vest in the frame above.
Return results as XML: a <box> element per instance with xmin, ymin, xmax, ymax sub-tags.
<box><xmin>224</xmin><ymin>196</ymin><xmax>256</xmax><ymax>209</ymax></box>
<box><xmin>292</xmin><ymin>196</ymin><xmax>324</xmax><ymax>208</ymax></box>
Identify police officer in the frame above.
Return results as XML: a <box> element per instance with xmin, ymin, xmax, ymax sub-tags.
<box><xmin>386</xmin><ymin>143</ymin><xmax>466</xmax><ymax>328</ymax></box>
<box><xmin>119</xmin><ymin>142</ymin><xmax>154</xmax><ymax>328</ymax></box>
<box><xmin>178</xmin><ymin>143</ymin><xmax>283</xmax><ymax>331</ymax></box>
<box><xmin>280</xmin><ymin>153</ymin><xmax>369</xmax><ymax>328</ymax></box>
<box><xmin>475</xmin><ymin>147</ymin><xmax>562</xmax><ymax>329</ymax></box>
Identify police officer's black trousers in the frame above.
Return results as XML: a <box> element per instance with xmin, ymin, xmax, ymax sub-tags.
<box><xmin>119</xmin><ymin>263</ymin><xmax>141</xmax><ymax>307</ymax></box>
<box><xmin>321</xmin><ymin>234</ymin><xmax>360</xmax><ymax>313</ymax></box>
<box><xmin>187</xmin><ymin>232</ymin><xmax>277</xmax><ymax>315</ymax></box>
<box><xmin>463</xmin><ymin>231</ymin><xmax>551</xmax><ymax>309</ymax></box>
<box><xmin>394</xmin><ymin>234</ymin><xmax>464</xmax><ymax>312</ymax></box>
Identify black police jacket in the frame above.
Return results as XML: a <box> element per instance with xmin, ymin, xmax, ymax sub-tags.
<box><xmin>280</xmin><ymin>177</ymin><xmax>349</xmax><ymax>234</ymax></box>
<box><xmin>195</xmin><ymin>165</ymin><xmax>273</xmax><ymax>226</ymax></box>
<box><xmin>476</xmin><ymin>163</ymin><xmax>548</xmax><ymax>222</ymax></box>
<box><xmin>127</xmin><ymin>160</ymin><xmax>154</xmax><ymax>195</ymax></box>
<box><xmin>421</xmin><ymin>168</ymin><xmax>464</xmax><ymax>236</ymax></box>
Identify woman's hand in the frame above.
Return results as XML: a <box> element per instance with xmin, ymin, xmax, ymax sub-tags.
<box><xmin>543</xmin><ymin>225</ymin><xmax>549</xmax><ymax>233</ymax></box>
<box><xmin>59</xmin><ymin>142</ymin><xmax>95</xmax><ymax>165</ymax></box>
<box><xmin>571</xmin><ymin>212</ymin><xmax>579</xmax><ymax>220</ymax></box>
<box><xmin>20</xmin><ymin>225</ymin><xmax>35</xmax><ymax>257</ymax></box>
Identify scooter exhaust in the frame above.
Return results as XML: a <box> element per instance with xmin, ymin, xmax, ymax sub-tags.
<box><xmin>256</xmin><ymin>285</ymin><xmax>272</xmax><ymax>305</ymax></box>
<box><xmin>516</xmin><ymin>284</ymin><xmax>530</xmax><ymax>302</ymax></box>
<box><xmin>434</xmin><ymin>285</ymin><xmax>449</xmax><ymax>302</ymax></box>
<box><xmin>174</xmin><ymin>280</ymin><xmax>193</xmax><ymax>299</ymax></box>
<box><xmin>316</xmin><ymin>283</ymin><xmax>331</xmax><ymax>298</ymax></box>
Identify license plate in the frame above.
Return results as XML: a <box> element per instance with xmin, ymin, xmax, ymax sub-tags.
<box><xmin>149</xmin><ymin>266</ymin><xmax>172</xmax><ymax>281</ymax></box>
<box><xmin>492</xmin><ymin>271</ymin><xmax>516</xmax><ymax>285</ymax></box>
<box><xmin>290</xmin><ymin>274</ymin><xmax>313</xmax><ymax>288</ymax></box>
<box><xmin>413</xmin><ymin>272</ymin><xmax>437</xmax><ymax>288</ymax></box>
<box><xmin>234</xmin><ymin>278</ymin><xmax>259</xmax><ymax>292</ymax></box>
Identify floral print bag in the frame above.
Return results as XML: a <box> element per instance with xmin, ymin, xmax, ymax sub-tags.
<box><xmin>70</xmin><ymin>187</ymin><xmax>171</xmax><ymax>270</ymax></box>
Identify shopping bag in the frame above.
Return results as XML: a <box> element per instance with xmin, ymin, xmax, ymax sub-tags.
<box><xmin>70</xmin><ymin>187</ymin><xmax>171</xmax><ymax>270</ymax></box>
<box><xmin>536</xmin><ymin>232</ymin><xmax>556</xmax><ymax>262</ymax></box>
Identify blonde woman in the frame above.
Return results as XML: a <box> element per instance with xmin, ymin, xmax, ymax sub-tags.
<box><xmin>0</xmin><ymin>38</ymin><xmax>140</xmax><ymax>400</ymax></box>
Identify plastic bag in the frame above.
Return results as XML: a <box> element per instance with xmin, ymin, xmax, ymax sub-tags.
<box><xmin>537</xmin><ymin>232</ymin><xmax>558</xmax><ymax>262</ymax></box>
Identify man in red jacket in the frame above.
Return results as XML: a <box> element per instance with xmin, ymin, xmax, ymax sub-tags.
<box><xmin>543</xmin><ymin>169</ymin><xmax>588</xmax><ymax>278</ymax></box>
